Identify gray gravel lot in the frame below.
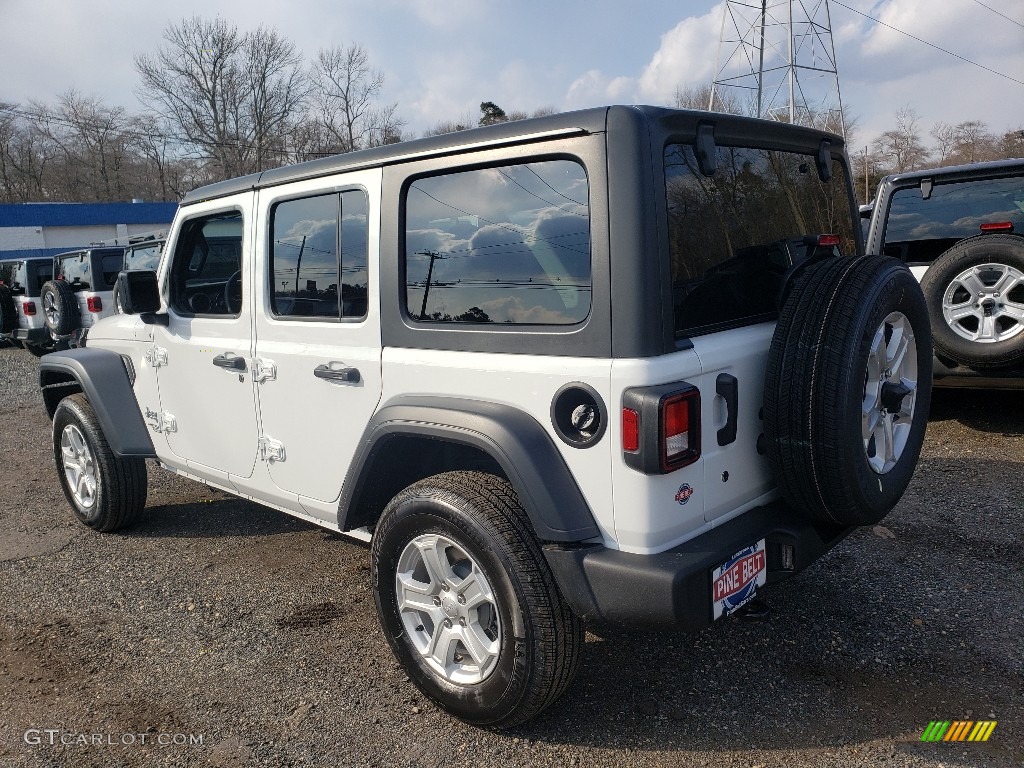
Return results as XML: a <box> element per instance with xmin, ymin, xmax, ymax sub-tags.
<box><xmin>0</xmin><ymin>343</ymin><xmax>1021</xmax><ymax>768</ymax></box>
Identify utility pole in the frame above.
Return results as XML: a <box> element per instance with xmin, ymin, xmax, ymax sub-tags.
<box><xmin>710</xmin><ymin>0</ymin><xmax>846</xmax><ymax>136</ymax></box>
<box><xmin>417</xmin><ymin>250</ymin><xmax>444</xmax><ymax>320</ymax></box>
<box><xmin>294</xmin><ymin>235</ymin><xmax>306</xmax><ymax>296</ymax></box>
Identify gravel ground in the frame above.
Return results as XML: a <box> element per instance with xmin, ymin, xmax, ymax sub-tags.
<box><xmin>0</xmin><ymin>343</ymin><xmax>1021</xmax><ymax>768</ymax></box>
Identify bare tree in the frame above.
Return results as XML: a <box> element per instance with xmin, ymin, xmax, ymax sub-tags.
<box><xmin>873</xmin><ymin>108</ymin><xmax>929</xmax><ymax>173</ymax></box>
<box><xmin>311</xmin><ymin>43</ymin><xmax>404</xmax><ymax>154</ymax></box>
<box><xmin>135</xmin><ymin>17</ymin><xmax>307</xmax><ymax>179</ymax></box>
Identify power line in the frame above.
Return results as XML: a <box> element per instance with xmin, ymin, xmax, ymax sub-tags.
<box><xmin>968</xmin><ymin>0</ymin><xmax>1024</xmax><ymax>30</ymax></box>
<box><xmin>832</xmin><ymin>0</ymin><xmax>1024</xmax><ymax>87</ymax></box>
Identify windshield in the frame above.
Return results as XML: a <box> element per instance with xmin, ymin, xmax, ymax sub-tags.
<box><xmin>665</xmin><ymin>143</ymin><xmax>855</xmax><ymax>336</ymax></box>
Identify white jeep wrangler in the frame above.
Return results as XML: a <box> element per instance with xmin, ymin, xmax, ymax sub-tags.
<box><xmin>39</xmin><ymin>106</ymin><xmax>932</xmax><ymax>727</ymax></box>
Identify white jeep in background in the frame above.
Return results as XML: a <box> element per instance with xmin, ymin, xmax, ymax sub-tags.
<box><xmin>40</xmin><ymin>247</ymin><xmax>123</xmax><ymax>348</ymax></box>
<box><xmin>0</xmin><ymin>256</ymin><xmax>55</xmax><ymax>356</ymax></box>
<box><xmin>39</xmin><ymin>106</ymin><xmax>932</xmax><ymax>727</ymax></box>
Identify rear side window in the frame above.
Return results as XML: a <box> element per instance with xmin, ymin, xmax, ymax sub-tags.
<box><xmin>404</xmin><ymin>159</ymin><xmax>591</xmax><ymax>325</ymax></box>
<box><xmin>33</xmin><ymin>260</ymin><xmax>53</xmax><ymax>290</ymax></box>
<box><xmin>125</xmin><ymin>243</ymin><xmax>162</xmax><ymax>272</ymax></box>
<box><xmin>0</xmin><ymin>261</ymin><xmax>25</xmax><ymax>294</ymax></box>
<box><xmin>169</xmin><ymin>211</ymin><xmax>244</xmax><ymax>316</ymax></box>
<box><xmin>99</xmin><ymin>253</ymin><xmax>122</xmax><ymax>287</ymax></box>
<box><xmin>270</xmin><ymin>189</ymin><xmax>368</xmax><ymax>320</ymax></box>
<box><xmin>665</xmin><ymin>144</ymin><xmax>855</xmax><ymax>336</ymax></box>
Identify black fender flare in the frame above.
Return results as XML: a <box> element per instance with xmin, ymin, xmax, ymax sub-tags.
<box><xmin>339</xmin><ymin>396</ymin><xmax>601</xmax><ymax>543</ymax></box>
<box><xmin>39</xmin><ymin>348</ymin><xmax>156</xmax><ymax>458</ymax></box>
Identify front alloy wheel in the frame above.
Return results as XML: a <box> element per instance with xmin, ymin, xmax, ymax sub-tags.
<box><xmin>60</xmin><ymin>423</ymin><xmax>98</xmax><ymax>510</ymax></box>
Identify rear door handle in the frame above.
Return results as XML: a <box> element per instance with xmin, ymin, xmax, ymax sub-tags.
<box><xmin>314</xmin><ymin>363</ymin><xmax>360</xmax><ymax>383</ymax></box>
<box><xmin>716</xmin><ymin>373</ymin><xmax>738</xmax><ymax>446</ymax></box>
<box><xmin>213</xmin><ymin>353</ymin><xmax>247</xmax><ymax>371</ymax></box>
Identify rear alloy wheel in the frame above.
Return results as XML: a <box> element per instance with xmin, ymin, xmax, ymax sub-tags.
<box><xmin>764</xmin><ymin>255</ymin><xmax>932</xmax><ymax>527</ymax></box>
<box><xmin>921</xmin><ymin>234</ymin><xmax>1024</xmax><ymax>368</ymax></box>
<box><xmin>40</xmin><ymin>280</ymin><xmax>80</xmax><ymax>336</ymax></box>
<box><xmin>372</xmin><ymin>471</ymin><xmax>583</xmax><ymax>727</ymax></box>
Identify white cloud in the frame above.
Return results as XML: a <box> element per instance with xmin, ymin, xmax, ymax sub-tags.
<box><xmin>637</xmin><ymin>4</ymin><xmax>725</xmax><ymax>103</ymax></box>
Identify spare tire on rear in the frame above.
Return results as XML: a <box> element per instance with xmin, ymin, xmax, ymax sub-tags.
<box><xmin>764</xmin><ymin>255</ymin><xmax>932</xmax><ymax>527</ymax></box>
<box><xmin>919</xmin><ymin>233</ymin><xmax>1024</xmax><ymax>369</ymax></box>
<box><xmin>0</xmin><ymin>285</ymin><xmax>17</xmax><ymax>333</ymax></box>
<box><xmin>40</xmin><ymin>280</ymin><xmax>80</xmax><ymax>336</ymax></box>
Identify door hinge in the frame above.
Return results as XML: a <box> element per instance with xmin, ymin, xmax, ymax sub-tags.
<box><xmin>144</xmin><ymin>408</ymin><xmax>177</xmax><ymax>433</ymax></box>
<box><xmin>259</xmin><ymin>436</ymin><xmax>286</xmax><ymax>463</ymax></box>
<box><xmin>145</xmin><ymin>346</ymin><xmax>169</xmax><ymax>368</ymax></box>
<box><xmin>253</xmin><ymin>357</ymin><xmax>277</xmax><ymax>383</ymax></box>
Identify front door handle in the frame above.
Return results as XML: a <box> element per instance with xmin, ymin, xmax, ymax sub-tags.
<box><xmin>213</xmin><ymin>353</ymin><xmax>247</xmax><ymax>372</ymax></box>
<box><xmin>313</xmin><ymin>363</ymin><xmax>360</xmax><ymax>383</ymax></box>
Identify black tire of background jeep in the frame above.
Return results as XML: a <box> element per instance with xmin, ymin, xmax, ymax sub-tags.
<box><xmin>764</xmin><ymin>255</ymin><xmax>932</xmax><ymax>527</ymax></box>
<box><xmin>919</xmin><ymin>233</ymin><xmax>1024</xmax><ymax>369</ymax></box>
<box><xmin>40</xmin><ymin>280</ymin><xmax>80</xmax><ymax>336</ymax></box>
<box><xmin>52</xmin><ymin>394</ymin><xmax>147</xmax><ymax>532</ymax></box>
<box><xmin>371</xmin><ymin>471</ymin><xmax>584</xmax><ymax>728</ymax></box>
<box><xmin>0</xmin><ymin>285</ymin><xmax>17</xmax><ymax>333</ymax></box>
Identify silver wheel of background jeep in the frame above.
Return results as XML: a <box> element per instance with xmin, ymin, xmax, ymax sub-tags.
<box><xmin>60</xmin><ymin>423</ymin><xmax>98</xmax><ymax>510</ymax></box>
<box><xmin>396</xmin><ymin>533</ymin><xmax>502</xmax><ymax>685</ymax></box>
<box><xmin>940</xmin><ymin>262</ymin><xmax>1024</xmax><ymax>344</ymax></box>
<box><xmin>862</xmin><ymin>311</ymin><xmax>919</xmax><ymax>475</ymax></box>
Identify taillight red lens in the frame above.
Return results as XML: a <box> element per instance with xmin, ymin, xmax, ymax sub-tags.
<box><xmin>980</xmin><ymin>221</ymin><xmax>1014</xmax><ymax>233</ymax></box>
<box><xmin>662</xmin><ymin>396</ymin><xmax>691</xmax><ymax>461</ymax></box>
<box><xmin>818</xmin><ymin>234</ymin><xmax>841</xmax><ymax>247</ymax></box>
<box><xmin>622</xmin><ymin>408</ymin><xmax>639</xmax><ymax>452</ymax></box>
<box><xmin>87</xmin><ymin>297</ymin><xmax>103</xmax><ymax>313</ymax></box>
<box><xmin>23</xmin><ymin>301</ymin><xmax>36</xmax><ymax>316</ymax></box>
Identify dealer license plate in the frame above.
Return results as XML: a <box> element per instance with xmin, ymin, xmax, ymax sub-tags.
<box><xmin>711</xmin><ymin>539</ymin><xmax>767</xmax><ymax>620</ymax></box>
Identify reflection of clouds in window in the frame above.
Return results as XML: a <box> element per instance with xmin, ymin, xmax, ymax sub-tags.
<box><xmin>405</xmin><ymin>159</ymin><xmax>591</xmax><ymax>324</ymax></box>
<box><xmin>885</xmin><ymin>178</ymin><xmax>1024</xmax><ymax>243</ymax></box>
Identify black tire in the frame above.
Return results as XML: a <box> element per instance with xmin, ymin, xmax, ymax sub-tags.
<box><xmin>919</xmin><ymin>234</ymin><xmax>1024</xmax><ymax>369</ymax></box>
<box><xmin>0</xmin><ymin>285</ymin><xmax>17</xmax><ymax>333</ymax></box>
<box><xmin>371</xmin><ymin>471</ymin><xmax>583</xmax><ymax>728</ymax></box>
<box><xmin>52</xmin><ymin>393</ymin><xmax>147</xmax><ymax>532</ymax></box>
<box><xmin>40</xmin><ymin>280</ymin><xmax>80</xmax><ymax>336</ymax></box>
<box><xmin>764</xmin><ymin>255</ymin><xmax>933</xmax><ymax>527</ymax></box>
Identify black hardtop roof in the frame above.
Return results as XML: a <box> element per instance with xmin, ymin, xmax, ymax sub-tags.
<box><xmin>181</xmin><ymin>105</ymin><xmax>846</xmax><ymax>206</ymax></box>
<box><xmin>53</xmin><ymin>247</ymin><xmax>126</xmax><ymax>259</ymax></box>
<box><xmin>879</xmin><ymin>157</ymin><xmax>1024</xmax><ymax>189</ymax></box>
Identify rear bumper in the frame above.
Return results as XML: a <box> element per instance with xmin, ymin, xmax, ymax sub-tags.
<box><xmin>544</xmin><ymin>502</ymin><xmax>852</xmax><ymax>631</ymax></box>
<box><xmin>13</xmin><ymin>327</ymin><xmax>49</xmax><ymax>343</ymax></box>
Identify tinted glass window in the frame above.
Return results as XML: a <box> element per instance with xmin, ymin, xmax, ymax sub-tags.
<box><xmin>33</xmin><ymin>260</ymin><xmax>53</xmax><ymax>289</ymax></box>
<box><xmin>169</xmin><ymin>211</ymin><xmax>244</xmax><ymax>316</ymax></box>
<box><xmin>0</xmin><ymin>261</ymin><xmax>16</xmax><ymax>288</ymax></box>
<box><xmin>405</xmin><ymin>160</ymin><xmax>591</xmax><ymax>325</ymax></box>
<box><xmin>125</xmin><ymin>243</ymin><xmax>162</xmax><ymax>272</ymax></box>
<box><xmin>665</xmin><ymin>144</ymin><xmax>855</xmax><ymax>336</ymax></box>
<box><xmin>100</xmin><ymin>253</ymin><xmax>122</xmax><ymax>287</ymax></box>
<box><xmin>882</xmin><ymin>176</ymin><xmax>1024</xmax><ymax>260</ymax></box>
<box><xmin>57</xmin><ymin>253</ymin><xmax>94</xmax><ymax>290</ymax></box>
<box><xmin>270</xmin><ymin>190</ymin><xmax>368</xmax><ymax>320</ymax></box>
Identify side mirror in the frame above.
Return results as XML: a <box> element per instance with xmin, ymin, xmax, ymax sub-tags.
<box><xmin>115</xmin><ymin>270</ymin><xmax>161</xmax><ymax>316</ymax></box>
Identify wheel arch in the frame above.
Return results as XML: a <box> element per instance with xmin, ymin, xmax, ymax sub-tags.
<box><xmin>339</xmin><ymin>396</ymin><xmax>601</xmax><ymax>544</ymax></box>
<box><xmin>40</xmin><ymin>348</ymin><xmax>156</xmax><ymax>458</ymax></box>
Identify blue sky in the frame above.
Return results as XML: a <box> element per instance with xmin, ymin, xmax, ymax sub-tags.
<box><xmin>2</xmin><ymin>0</ymin><xmax>1022</xmax><ymax>149</ymax></box>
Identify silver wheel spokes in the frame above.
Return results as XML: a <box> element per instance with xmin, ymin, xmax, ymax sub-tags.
<box><xmin>862</xmin><ymin>311</ymin><xmax>918</xmax><ymax>475</ymax></box>
<box><xmin>942</xmin><ymin>263</ymin><xmax>1024</xmax><ymax>344</ymax></box>
<box><xmin>43</xmin><ymin>292</ymin><xmax>59</xmax><ymax>326</ymax></box>
<box><xmin>60</xmin><ymin>424</ymin><xmax>97</xmax><ymax>509</ymax></box>
<box><xmin>395</xmin><ymin>533</ymin><xmax>501</xmax><ymax>685</ymax></box>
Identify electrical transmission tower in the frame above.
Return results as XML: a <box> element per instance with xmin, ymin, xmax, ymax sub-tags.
<box><xmin>709</xmin><ymin>0</ymin><xmax>846</xmax><ymax>136</ymax></box>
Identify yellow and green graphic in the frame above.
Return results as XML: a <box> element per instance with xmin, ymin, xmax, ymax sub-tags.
<box><xmin>920</xmin><ymin>720</ymin><xmax>997</xmax><ymax>742</ymax></box>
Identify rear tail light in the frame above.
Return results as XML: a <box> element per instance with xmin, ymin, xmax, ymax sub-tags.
<box><xmin>23</xmin><ymin>301</ymin><xmax>36</xmax><ymax>316</ymax></box>
<box><xmin>87</xmin><ymin>296</ymin><xmax>103</xmax><ymax>313</ymax></box>
<box><xmin>980</xmin><ymin>221</ymin><xmax>1014</xmax><ymax>233</ymax></box>
<box><xmin>817</xmin><ymin>234</ymin><xmax>841</xmax><ymax>247</ymax></box>
<box><xmin>621</xmin><ymin>383</ymin><xmax>701</xmax><ymax>474</ymax></box>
